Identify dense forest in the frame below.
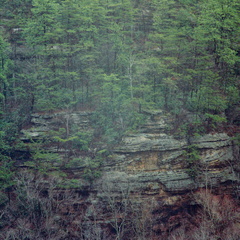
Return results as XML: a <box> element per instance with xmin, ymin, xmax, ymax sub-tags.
<box><xmin>0</xmin><ymin>0</ymin><xmax>239</xmax><ymax>138</ymax></box>
<box><xmin>0</xmin><ymin>0</ymin><xmax>240</xmax><ymax>239</ymax></box>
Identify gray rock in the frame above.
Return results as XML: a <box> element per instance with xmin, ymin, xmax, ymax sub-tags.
<box><xmin>115</xmin><ymin>133</ymin><xmax>188</xmax><ymax>153</ymax></box>
<box><xmin>190</xmin><ymin>133</ymin><xmax>232</xmax><ymax>148</ymax></box>
<box><xmin>19</xmin><ymin>110</ymin><xmax>239</xmax><ymax>198</ymax></box>
<box><xmin>200</xmin><ymin>147</ymin><xmax>234</xmax><ymax>164</ymax></box>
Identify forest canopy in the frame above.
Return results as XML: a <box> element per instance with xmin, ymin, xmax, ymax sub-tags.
<box><xmin>0</xmin><ymin>0</ymin><xmax>239</xmax><ymax>142</ymax></box>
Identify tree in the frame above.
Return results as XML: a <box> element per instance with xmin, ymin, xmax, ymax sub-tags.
<box><xmin>0</xmin><ymin>33</ymin><xmax>11</xmax><ymax>111</ymax></box>
<box><xmin>148</xmin><ymin>0</ymin><xmax>201</xmax><ymax>112</ymax></box>
<box><xmin>100</xmin><ymin>174</ymin><xmax>132</xmax><ymax>240</ymax></box>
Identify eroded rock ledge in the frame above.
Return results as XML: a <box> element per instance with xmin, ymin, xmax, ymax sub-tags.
<box><xmin>19</xmin><ymin>110</ymin><xmax>239</xmax><ymax>195</ymax></box>
<box><xmin>18</xmin><ymin>110</ymin><xmax>240</xmax><ymax>237</ymax></box>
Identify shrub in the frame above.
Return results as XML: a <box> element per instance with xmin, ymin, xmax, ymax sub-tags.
<box><xmin>183</xmin><ymin>144</ymin><xmax>201</xmax><ymax>179</ymax></box>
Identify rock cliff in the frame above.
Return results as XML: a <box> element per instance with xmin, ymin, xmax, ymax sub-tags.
<box><xmin>11</xmin><ymin>110</ymin><xmax>240</xmax><ymax>239</ymax></box>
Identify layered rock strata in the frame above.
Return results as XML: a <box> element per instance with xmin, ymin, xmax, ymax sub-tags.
<box><xmin>17</xmin><ymin>110</ymin><xmax>240</xmax><ymax>238</ymax></box>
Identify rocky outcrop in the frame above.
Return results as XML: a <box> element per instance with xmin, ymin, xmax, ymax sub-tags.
<box><xmin>19</xmin><ymin>110</ymin><xmax>239</xmax><ymax>190</ymax></box>
<box><xmin>105</xmin><ymin>113</ymin><xmax>237</xmax><ymax>193</ymax></box>
<box><xmin>15</xmin><ymin>110</ymin><xmax>240</xmax><ymax>239</ymax></box>
<box><xmin>20</xmin><ymin>111</ymin><xmax>92</xmax><ymax>141</ymax></box>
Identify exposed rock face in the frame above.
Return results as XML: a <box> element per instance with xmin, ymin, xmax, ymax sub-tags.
<box><xmin>20</xmin><ymin>111</ymin><xmax>92</xmax><ymax>140</ymax></box>
<box><xmin>17</xmin><ymin>110</ymin><xmax>240</xmax><ymax>239</ymax></box>
<box><xmin>107</xmin><ymin>113</ymin><xmax>237</xmax><ymax>193</ymax></box>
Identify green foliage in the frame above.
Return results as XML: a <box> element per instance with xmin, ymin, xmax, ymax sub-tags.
<box><xmin>66</xmin><ymin>155</ymin><xmax>103</xmax><ymax>183</ymax></box>
<box><xmin>0</xmin><ymin>32</ymin><xmax>13</xmax><ymax>111</ymax></box>
<box><xmin>25</xmin><ymin>138</ymin><xmax>62</xmax><ymax>173</ymax></box>
<box><xmin>226</xmin><ymin>86</ymin><xmax>240</xmax><ymax>105</ymax></box>
<box><xmin>177</xmin><ymin>119</ymin><xmax>206</xmax><ymax>139</ymax></box>
<box><xmin>0</xmin><ymin>191</ymin><xmax>8</xmax><ymax>206</ymax></box>
<box><xmin>2</xmin><ymin>5</ymin><xmax>240</xmax><ymax>121</ymax></box>
<box><xmin>48</xmin><ymin>127</ymin><xmax>93</xmax><ymax>152</ymax></box>
<box><xmin>48</xmin><ymin>128</ymin><xmax>66</xmax><ymax>139</ymax></box>
<box><xmin>65</xmin><ymin>157</ymin><xmax>84</xmax><ymax>168</ymax></box>
<box><xmin>92</xmin><ymin>72</ymin><xmax>147</xmax><ymax>143</ymax></box>
<box><xmin>1</xmin><ymin>0</ymin><xmax>239</xmax><ymax>117</ymax></box>
<box><xmin>183</xmin><ymin>144</ymin><xmax>201</xmax><ymax>179</ymax></box>
<box><xmin>231</xmin><ymin>134</ymin><xmax>240</xmax><ymax>146</ymax></box>
<box><xmin>0</xmin><ymin>160</ymin><xmax>14</xmax><ymax>190</ymax></box>
<box><xmin>92</xmin><ymin>100</ymin><xmax>146</xmax><ymax>144</ymax></box>
<box><xmin>72</xmin><ymin>131</ymin><xmax>93</xmax><ymax>151</ymax></box>
<box><xmin>58</xmin><ymin>178</ymin><xmax>83</xmax><ymax>189</ymax></box>
<box><xmin>82</xmin><ymin>156</ymin><xmax>102</xmax><ymax>183</ymax></box>
<box><xmin>63</xmin><ymin>149</ymin><xmax>105</xmax><ymax>184</ymax></box>
<box><xmin>204</xmin><ymin>113</ymin><xmax>227</xmax><ymax>129</ymax></box>
<box><xmin>0</xmin><ymin>121</ymin><xmax>17</xmax><ymax>190</ymax></box>
<box><xmin>189</xmin><ymin>87</ymin><xmax>227</xmax><ymax>113</ymax></box>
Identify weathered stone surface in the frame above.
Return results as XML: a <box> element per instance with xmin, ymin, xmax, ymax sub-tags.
<box><xmin>108</xmin><ymin>118</ymin><xmax>237</xmax><ymax>194</ymax></box>
<box><xmin>200</xmin><ymin>146</ymin><xmax>234</xmax><ymax>164</ymax></box>
<box><xmin>134</xmin><ymin>170</ymin><xmax>196</xmax><ymax>192</ymax></box>
<box><xmin>15</xmin><ymin>110</ymin><xmax>240</xmax><ymax>239</ymax></box>
<box><xmin>115</xmin><ymin>133</ymin><xmax>188</xmax><ymax>153</ymax></box>
<box><xmin>190</xmin><ymin>133</ymin><xmax>232</xmax><ymax>148</ymax></box>
<box><xmin>20</xmin><ymin>111</ymin><xmax>93</xmax><ymax>141</ymax></box>
<box><xmin>95</xmin><ymin>164</ymin><xmax>236</xmax><ymax>194</ymax></box>
<box><xmin>19</xmin><ymin>110</ymin><xmax>238</xmax><ymax>194</ymax></box>
<box><xmin>20</xmin><ymin>127</ymin><xmax>50</xmax><ymax>140</ymax></box>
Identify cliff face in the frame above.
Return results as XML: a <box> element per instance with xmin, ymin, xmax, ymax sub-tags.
<box><xmin>9</xmin><ymin>111</ymin><xmax>240</xmax><ymax>239</ymax></box>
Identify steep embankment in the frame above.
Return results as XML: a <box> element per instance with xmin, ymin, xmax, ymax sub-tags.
<box><xmin>15</xmin><ymin>111</ymin><xmax>238</xmax><ymax>238</ymax></box>
<box><xmin>2</xmin><ymin>110</ymin><xmax>240</xmax><ymax>239</ymax></box>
